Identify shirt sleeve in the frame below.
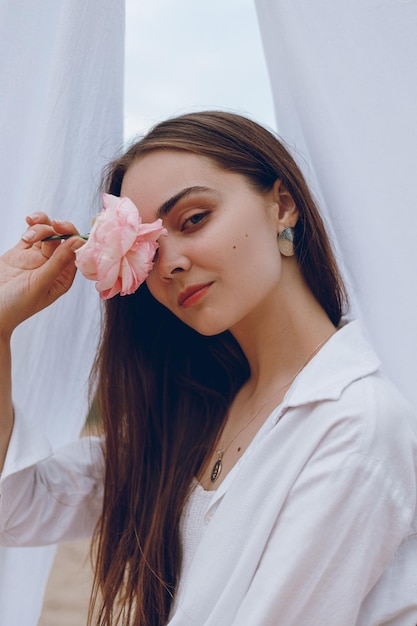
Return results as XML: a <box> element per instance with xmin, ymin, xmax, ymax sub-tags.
<box><xmin>0</xmin><ymin>407</ymin><xmax>104</xmax><ymax>546</ymax></box>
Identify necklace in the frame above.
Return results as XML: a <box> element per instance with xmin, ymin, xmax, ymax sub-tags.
<box><xmin>209</xmin><ymin>332</ymin><xmax>334</xmax><ymax>483</ymax></box>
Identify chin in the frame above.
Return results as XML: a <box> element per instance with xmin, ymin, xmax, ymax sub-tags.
<box><xmin>181</xmin><ymin>316</ymin><xmax>230</xmax><ymax>337</ymax></box>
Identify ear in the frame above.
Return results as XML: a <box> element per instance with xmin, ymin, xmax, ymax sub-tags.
<box><xmin>271</xmin><ymin>179</ymin><xmax>299</xmax><ymax>231</ymax></box>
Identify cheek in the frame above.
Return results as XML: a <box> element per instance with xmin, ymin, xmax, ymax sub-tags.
<box><xmin>145</xmin><ymin>272</ymin><xmax>166</xmax><ymax>306</ymax></box>
<box><xmin>233</xmin><ymin>232</ymin><xmax>282</xmax><ymax>280</ymax></box>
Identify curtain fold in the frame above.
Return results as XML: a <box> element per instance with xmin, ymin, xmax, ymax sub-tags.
<box><xmin>255</xmin><ymin>0</ymin><xmax>417</xmax><ymax>410</ymax></box>
<box><xmin>0</xmin><ymin>1</ymin><xmax>124</xmax><ymax>623</ymax></box>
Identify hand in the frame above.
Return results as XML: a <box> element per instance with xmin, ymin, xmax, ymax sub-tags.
<box><xmin>0</xmin><ymin>212</ymin><xmax>85</xmax><ymax>337</ymax></box>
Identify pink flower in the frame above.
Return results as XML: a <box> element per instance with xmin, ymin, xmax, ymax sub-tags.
<box><xmin>75</xmin><ymin>193</ymin><xmax>167</xmax><ymax>299</ymax></box>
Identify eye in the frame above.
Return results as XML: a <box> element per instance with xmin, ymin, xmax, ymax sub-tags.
<box><xmin>181</xmin><ymin>211</ymin><xmax>210</xmax><ymax>232</ymax></box>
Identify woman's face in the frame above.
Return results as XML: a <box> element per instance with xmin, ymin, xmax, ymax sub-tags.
<box><xmin>120</xmin><ymin>150</ymin><xmax>290</xmax><ymax>336</ymax></box>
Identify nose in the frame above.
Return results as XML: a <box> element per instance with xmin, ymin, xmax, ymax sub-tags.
<box><xmin>155</xmin><ymin>236</ymin><xmax>191</xmax><ymax>279</ymax></box>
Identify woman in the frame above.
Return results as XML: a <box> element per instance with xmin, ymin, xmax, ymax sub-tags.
<box><xmin>0</xmin><ymin>112</ymin><xmax>416</xmax><ymax>626</ymax></box>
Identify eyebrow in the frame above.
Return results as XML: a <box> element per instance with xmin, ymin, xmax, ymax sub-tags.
<box><xmin>156</xmin><ymin>186</ymin><xmax>214</xmax><ymax>219</ymax></box>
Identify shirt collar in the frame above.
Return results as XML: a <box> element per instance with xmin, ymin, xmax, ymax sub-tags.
<box><xmin>206</xmin><ymin>320</ymin><xmax>380</xmax><ymax>507</ymax></box>
<box><xmin>271</xmin><ymin>320</ymin><xmax>380</xmax><ymax>423</ymax></box>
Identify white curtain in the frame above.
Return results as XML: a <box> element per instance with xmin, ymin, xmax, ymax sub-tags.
<box><xmin>255</xmin><ymin>0</ymin><xmax>417</xmax><ymax>411</ymax></box>
<box><xmin>0</xmin><ymin>1</ymin><xmax>124</xmax><ymax>623</ymax></box>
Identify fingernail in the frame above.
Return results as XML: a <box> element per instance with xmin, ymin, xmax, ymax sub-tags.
<box><xmin>29</xmin><ymin>212</ymin><xmax>41</xmax><ymax>220</ymax></box>
<box><xmin>21</xmin><ymin>229</ymin><xmax>36</xmax><ymax>242</ymax></box>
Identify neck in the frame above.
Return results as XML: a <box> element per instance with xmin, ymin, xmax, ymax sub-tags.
<box><xmin>230</xmin><ymin>269</ymin><xmax>336</xmax><ymax>400</ymax></box>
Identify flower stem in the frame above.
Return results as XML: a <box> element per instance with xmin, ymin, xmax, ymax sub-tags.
<box><xmin>42</xmin><ymin>234</ymin><xmax>89</xmax><ymax>241</ymax></box>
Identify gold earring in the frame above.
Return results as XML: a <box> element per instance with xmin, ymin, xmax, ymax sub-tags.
<box><xmin>278</xmin><ymin>227</ymin><xmax>295</xmax><ymax>256</ymax></box>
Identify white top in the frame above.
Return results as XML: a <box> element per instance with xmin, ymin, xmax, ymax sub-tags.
<box><xmin>175</xmin><ymin>481</ymin><xmax>215</xmax><ymax>610</ymax></box>
<box><xmin>1</xmin><ymin>321</ymin><xmax>417</xmax><ymax>625</ymax></box>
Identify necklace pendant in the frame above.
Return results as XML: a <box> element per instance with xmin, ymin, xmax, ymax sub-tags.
<box><xmin>210</xmin><ymin>451</ymin><xmax>223</xmax><ymax>482</ymax></box>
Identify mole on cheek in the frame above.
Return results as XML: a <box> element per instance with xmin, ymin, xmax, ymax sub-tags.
<box><xmin>232</xmin><ymin>245</ymin><xmax>237</xmax><ymax>250</ymax></box>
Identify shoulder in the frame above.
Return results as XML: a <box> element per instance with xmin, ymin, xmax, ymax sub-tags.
<box><xmin>296</xmin><ymin>372</ymin><xmax>417</xmax><ymax>521</ymax></box>
<box><xmin>276</xmin><ymin>359</ymin><xmax>417</xmax><ymax>511</ymax></box>
<box><xmin>285</xmin><ymin>320</ymin><xmax>417</xmax><ymax>464</ymax></box>
<box><xmin>295</xmin><ymin>369</ymin><xmax>417</xmax><ymax>468</ymax></box>
<box><xmin>334</xmin><ymin>369</ymin><xmax>417</xmax><ymax>460</ymax></box>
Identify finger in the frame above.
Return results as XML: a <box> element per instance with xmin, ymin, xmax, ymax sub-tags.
<box><xmin>51</xmin><ymin>219</ymin><xmax>80</xmax><ymax>236</ymax></box>
<box><xmin>20</xmin><ymin>223</ymin><xmax>77</xmax><ymax>260</ymax></box>
<box><xmin>40</xmin><ymin>229</ymin><xmax>84</xmax><ymax>260</ymax></box>
<box><xmin>34</xmin><ymin>238</ymin><xmax>79</xmax><ymax>290</ymax></box>
<box><xmin>26</xmin><ymin>212</ymin><xmax>53</xmax><ymax>227</ymax></box>
<box><xmin>21</xmin><ymin>223</ymin><xmax>57</xmax><ymax>245</ymax></box>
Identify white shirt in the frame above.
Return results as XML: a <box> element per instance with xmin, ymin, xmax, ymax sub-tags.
<box><xmin>1</xmin><ymin>321</ymin><xmax>417</xmax><ymax>625</ymax></box>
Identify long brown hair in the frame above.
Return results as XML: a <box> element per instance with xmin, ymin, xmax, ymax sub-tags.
<box><xmin>89</xmin><ymin>111</ymin><xmax>348</xmax><ymax>625</ymax></box>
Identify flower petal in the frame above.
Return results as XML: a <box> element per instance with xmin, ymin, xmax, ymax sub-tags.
<box><xmin>75</xmin><ymin>194</ymin><xmax>168</xmax><ymax>298</ymax></box>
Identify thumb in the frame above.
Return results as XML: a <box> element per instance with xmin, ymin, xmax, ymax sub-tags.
<box><xmin>34</xmin><ymin>239</ymin><xmax>80</xmax><ymax>294</ymax></box>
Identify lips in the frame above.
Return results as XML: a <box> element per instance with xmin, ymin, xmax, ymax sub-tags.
<box><xmin>178</xmin><ymin>282</ymin><xmax>213</xmax><ymax>307</ymax></box>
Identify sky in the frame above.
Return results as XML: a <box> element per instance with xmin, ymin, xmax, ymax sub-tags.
<box><xmin>124</xmin><ymin>0</ymin><xmax>276</xmax><ymax>143</ymax></box>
